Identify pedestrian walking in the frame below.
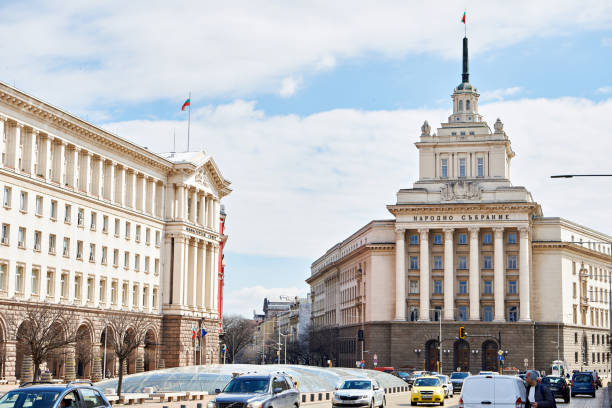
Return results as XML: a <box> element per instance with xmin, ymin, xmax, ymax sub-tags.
<box><xmin>525</xmin><ymin>370</ymin><xmax>556</xmax><ymax>408</ymax></box>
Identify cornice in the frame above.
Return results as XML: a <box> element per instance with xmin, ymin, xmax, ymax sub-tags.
<box><xmin>532</xmin><ymin>241</ymin><xmax>611</xmax><ymax>264</ymax></box>
<box><xmin>387</xmin><ymin>201</ymin><xmax>540</xmax><ymax>215</ymax></box>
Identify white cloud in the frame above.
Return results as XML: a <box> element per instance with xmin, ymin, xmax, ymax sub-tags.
<box><xmin>106</xmin><ymin>95</ymin><xmax>612</xmax><ymax>262</ymax></box>
<box><xmin>480</xmin><ymin>86</ymin><xmax>523</xmax><ymax>101</ymax></box>
<box><xmin>279</xmin><ymin>76</ymin><xmax>303</xmax><ymax>98</ymax></box>
<box><xmin>1</xmin><ymin>1</ymin><xmax>612</xmax><ymax>110</ymax></box>
<box><xmin>596</xmin><ymin>86</ymin><xmax>612</xmax><ymax>94</ymax></box>
<box><xmin>224</xmin><ymin>285</ymin><xmax>305</xmax><ymax>317</ymax></box>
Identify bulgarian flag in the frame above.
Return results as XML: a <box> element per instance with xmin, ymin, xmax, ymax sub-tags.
<box><xmin>181</xmin><ymin>98</ymin><xmax>191</xmax><ymax>111</ymax></box>
<box><xmin>192</xmin><ymin>327</ymin><xmax>197</xmax><ymax>339</ymax></box>
<box><xmin>461</xmin><ymin>11</ymin><xmax>466</xmax><ymax>24</ymax></box>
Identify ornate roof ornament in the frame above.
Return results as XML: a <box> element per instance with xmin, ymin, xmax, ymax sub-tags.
<box><xmin>494</xmin><ymin>118</ymin><xmax>504</xmax><ymax>133</ymax></box>
<box><xmin>441</xmin><ymin>180</ymin><xmax>482</xmax><ymax>201</ymax></box>
<box><xmin>421</xmin><ymin>120</ymin><xmax>431</xmax><ymax>137</ymax></box>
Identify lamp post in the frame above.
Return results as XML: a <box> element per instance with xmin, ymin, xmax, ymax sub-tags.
<box><xmin>423</xmin><ymin>307</ymin><xmax>455</xmax><ymax>374</ymax></box>
<box><xmin>551</xmin><ymin>173</ymin><xmax>612</xmax><ymax>378</ymax></box>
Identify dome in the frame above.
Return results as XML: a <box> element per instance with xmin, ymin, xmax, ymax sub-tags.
<box><xmin>456</xmin><ymin>82</ymin><xmax>473</xmax><ymax>91</ymax></box>
<box><xmin>95</xmin><ymin>364</ymin><xmax>408</xmax><ymax>394</ymax></box>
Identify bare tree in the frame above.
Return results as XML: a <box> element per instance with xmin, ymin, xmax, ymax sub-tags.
<box><xmin>222</xmin><ymin>316</ymin><xmax>256</xmax><ymax>363</ymax></box>
<box><xmin>74</xmin><ymin>329</ymin><xmax>93</xmax><ymax>378</ymax></box>
<box><xmin>105</xmin><ymin>313</ymin><xmax>152</xmax><ymax>396</ymax></box>
<box><xmin>11</xmin><ymin>304</ymin><xmax>79</xmax><ymax>380</ymax></box>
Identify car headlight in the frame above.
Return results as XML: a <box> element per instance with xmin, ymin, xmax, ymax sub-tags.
<box><xmin>247</xmin><ymin>402</ymin><xmax>263</xmax><ymax>408</ymax></box>
<box><xmin>362</xmin><ymin>395</ymin><xmax>369</xmax><ymax>399</ymax></box>
<box><xmin>207</xmin><ymin>402</ymin><xmax>216</xmax><ymax>408</ymax></box>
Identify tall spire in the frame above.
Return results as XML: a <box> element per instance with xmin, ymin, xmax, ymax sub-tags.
<box><xmin>462</xmin><ymin>36</ymin><xmax>469</xmax><ymax>84</ymax></box>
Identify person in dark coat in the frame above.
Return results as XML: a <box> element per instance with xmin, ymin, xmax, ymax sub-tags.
<box><xmin>525</xmin><ymin>370</ymin><xmax>556</xmax><ymax>408</ymax></box>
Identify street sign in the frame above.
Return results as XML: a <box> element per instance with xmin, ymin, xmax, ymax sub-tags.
<box><xmin>498</xmin><ymin>350</ymin><xmax>503</xmax><ymax>356</ymax></box>
<box><xmin>524</xmin><ymin>358</ymin><xmax>529</xmax><ymax>368</ymax></box>
<box><xmin>373</xmin><ymin>353</ymin><xmax>378</xmax><ymax>367</ymax></box>
<box><xmin>360</xmin><ymin>363</ymin><xmax>366</xmax><ymax>369</ymax></box>
<box><xmin>498</xmin><ymin>355</ymin><xmax>503</xmax><ymax>361</ymax></box>
<box><xmin>356</xmin><ymin>361</ymin><xmax>361</xmax><ymax>368</ymax></box>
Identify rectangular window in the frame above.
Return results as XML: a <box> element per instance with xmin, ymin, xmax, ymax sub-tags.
<box><xmin>145</xmin><ymin>228</ymin><xmax>151</xmax><ymax>244</ymax></box>
<box><xmin>15</xmin><ymin>265</ymin><xmax>24</xmax><ymax>293</ymax></box>
<box><xmin>477</xmin><ymin>157</ymin><xmax>484</xmax><ymax>177</ymax></box>
<box><xmin>152</xmin><ymin>288</ymin><xmax>158</xmax><ymax>308</ymax></box>
<box><xmin>144</xmin><ymin>256</ymin><xmax>150</xmax><ymax>273</ymax></box>
<box><xmin>507</xmin><ymin>232</ymin><xmax>517</xmax><ymax>244</ymax></box>
<box><xmin>113</xmin><ymin>249</ymin><xmax>119</xmax><ymax>267</ymax></box>
<box><xmin>154</xmin><ymin>259</ymin><xmax>160</xmax><ymax>275</ymax></box>
<box><xmin>459</xmin><ymin>280</ymin><xmax>468</xmax><ymax>294</ymax></box>
<box><xmin>409</xmin><ymin>234</ymin><xmax>418</xmax><ymax>245</ymax></box>
<box><xmin>508</xmin><ymin>306</ymin><xmax>518</xmax><ymax>322</ymax></box>
<box><xmin>409</xmin><ymin>256</ymin><xmax>419</xmax><ymax>270</ymax></box>
<box><xmin>46</xmin><ymin>271</ymin><xmax>54</xmax><ymax>296</ymax></box>
<box><xmin>34</xmin><ymin>231</ymin><xmax>41</xmax><ymax>251</ymax></box>
<box><xmin>458</xmin><ymin>233</ymin><xmax>467</xmax><ymax>245</ymax></box>
<box><xmin>433</xmin><ymin>280</ymin><xmax>443</xmax><ymax>294</ymax></box>
<box><xmin>432</xmin><ymin>307</ymin><xmax>442</xmax><ymax>321</ymax></box>
<box><xmin>433</xmin><ymin>256</ymin><xmax>443</xmax><ymax>269</ymax></box>
<box><xmin>483</xmin><ymin>255</ymin><xmax>492</xmax><ymax>269</ymax></box>
<box><xmin>63</xmin><ymin>238</ymin><xmax>70</xmax><ymax>257</ymax></box>
<box><xmin>101</xmin><ymin>246</ymin><xmax>108</xmax><ymax>264</ymax></box>
<box><xmin>509</xmin><ymin>280</ymin><xmax>517</xmax><ymax>295</ymax></box>
<box><xmin>484</xmin><ymin>280</ymin><xmax>493</xmax><ymax>295</ymax></box>
<box><xmin>77</xmin><ymin>208</ymin><xmax>84</xmax><ymax>226</ymax></box>
<box><xmin>35</xmin><ymin>195</ymin><xmax>43</xmax><ymax>216</ymax></box>
<box><xmin>132</xmin><ymin>285</ymin><xmax>138</xmax><ymax>307</ymax></box>
<box><xmin>134</xmin><ymin>254</ymin><xmax>140</xmax><ymax>271</ymax></box>
<box><xmin>122</xmin><ymin>283</ymin><xmax>128</xmax><ymax>306</ymax></box>
<box><xmin>99</xmin><ymin>279</ymin><xmax>106</xmax><ymax>302</ymax></box>
<box><xmin>76</xmin><ymin>240</ymin><xmax>83</xmax><ymax>260</ymax></box>
<box><xmin>31</xmin><ymin>269</ymin><xmax>39</xmax><ymax>295</ymax></box>
<box><xmin>18</xmin><ymin>227</ymin><xmax>25</xmax><ymax>248</ymax></box>
<box><xmin>2</xmin><ymin>187</ymin><xmax>10</xmax><ymax>207</ymax></box>
<box><xmin>48</xmin><ymin>234</ymin><xmax>56</xmax><ymax>254</ymax></box>
<box><xmin>90</xmin><ymin>212</ymin><xmax>97</xmax><ymax>230</ymax></box>
<box><xmin>409</xmin><ymin>280</ymin><xmax>419</xmax><ymax>294</ymax></box>
<box><xmin>483</xmin><ymin>233</ymin><xmax>492</xmax><ymax>245</ymax></box>
<box><xmin>19</xmin><ymin>191</ymin><xmax>27</xmax><ymax>212</ymax></box>
<box><xmin>459</xmin><ymin>158</ymin><xmax>466</xmax><ymax>178</ymax></box>
<box><xmin>507</xmin><ymin>255</ymin><xmax>517</xmax><ymax>269</ymax></box>
<box><xmin>0</xmin><ymin>224</ymin><xmax>8</xmax><ymax>245</ymax></box>
<box><xmin>125</xmin><ymin>222</ymin><xmax>130</xmax><ymax>239</ymax></box>
<box><xmin>458</xmin><ymin>256</ymin><xmax>467</xmax><ymax>269</ymax></box>
<box><xmin>124</xmin><ymin>251</ymin><xmax>129</xmax><ymax>268</ymax></box>
<box><xmin>89</xmin><ymin>244</ymin><xmax>96</xmax><ymax>262</ymax></box>
<box><xmin>409</xmin><ymin>306</ymin><xmax>418</xmax><ymax>322</ymax></box>
<box><xmin>155</xmin><ymin>231</ymin><xmax>160</xmax><ymax>246</ymax></box>
<box><xmin>86</xmin><ymin>277</ymin><xmax>94</xmax><ymax>302</ymax></box>
<box><xmin>50</xmin><ymin>200</ymin><xmax>57</xmax><ymax>220</ymax></box>
<box><xmin>135</xmin><ymin>225</ymin><xmax>141</xmax><ymax>242</ymax></box>
<box><xmin>74</xmin><ymin>275</ymin><xmax>81</xmax><ymax>300</ymax></box>
<box><xmin>441</xmin><ymin>159</ymin><xmax>448</xmax><ymax>178</ymax></box>
<box><xmin>114</xmin><ymin>218</ymin><xmax>120</xmax><ymax>236</ymax></box>
<box><xmin>0</xmin><ymin>263</ymin><xmax>6</xmax><ymax>291</ymax></box>
<box><xmin>433</xmin><ymin>234</ymin><xmax>442</xmax><ymax>245</ymax></box>
<box><xmin>143</xmin><ymin>286</ymin><xmax>148</xmax><ymax>308</ymax></box>
<box><xmin>111</xmin><ymin>281</ymin><xmax>117</xmax><ymax>304</ymax></box>
<box><xmin>483</xmin><ymin>306</ymin><xmax>493</xmax><ymax>322</ymax></box>
<box><xmin>102</xmin><ymin>215</ymin><xmax>108</xmax><ymax>233</ymax></box>
<box><xmin>64</xmin><ymin>204</ymin><xmax>71</xmax><ymax>223</ymax></box>
<box><xmin>458</xmin><ymin>306</ymin><xmax>468</xmax><ymax>321</ymax></box>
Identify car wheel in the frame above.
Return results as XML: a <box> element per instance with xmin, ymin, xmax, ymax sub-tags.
<box><xmin>410</xmin><ymin>402</ymin><xmax>417</xmax><ymax>406</ymax></box>
<box><xmin>592</xmin><ymin>392</ymin><xmax>596</xmax><ymax>398</ymax></box>
<box><xmin>571</xmin><ymin>393</ymin><xmax>575</xmax><ymax>398</ymax></box>
<box><xmin>564</xmin><ymin>396</ymin><xmax>569</xmax><ymax>403</ymax></box>
<box><xmin>370</xmin><ymin>399</ymin><xmax>375</xmax><ymax>408</ymax></box>
<box><xmin>381</xmin><ymin>397</ymin><xmax>386</xmax><ymax>408</ymax></box>
<box><xmin>439</xmin><ymin>401</ymin><xmax>444</xmax><ymax>406</ymax></box>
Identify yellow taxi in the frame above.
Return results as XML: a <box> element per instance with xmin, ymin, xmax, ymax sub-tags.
<box><xmin>410</xmin><ymin>376</ymin><xmax>445</xmax><ymax>406</ymax></box>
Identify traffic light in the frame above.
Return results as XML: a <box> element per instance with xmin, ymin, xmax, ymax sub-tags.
<box><xmin>459</xmin><ymin>326</ymin><xmax>466</xmax><ymax>339</ymax></box>
<box><xmin>357</xmin><ymin>329</ymin><xmax>364</xmax><ymax>341</ymax></box>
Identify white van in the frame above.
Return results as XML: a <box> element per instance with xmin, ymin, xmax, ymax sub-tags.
<box><xmin>459</xmin><ymin>375</ymin><xmax>527</xmax><ymax>408</ymax></box>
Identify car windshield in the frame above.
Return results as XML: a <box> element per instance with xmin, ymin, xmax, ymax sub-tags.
<box><xmin>542</xmin><ymin>377</ymin><xmax>562</xmax><ymax>385</ymax></box>
<box><xmin>436</xmin><ymin>376</ymin><xmax>447</xmax><ymax>384</ymax></box>
<box><xmin>414</xmin><ymin>378</ymin><xmax>441</xmax><ymax>387</ymax></box>
<box><xmin>573</xmin><ymin>374</ymin><xmax>592</xmax><ymax>383</ymax></box>
<box><xmin>0</xmin><ymin>390</ymin><xmax>61</xmax><ymax>408</ymax></box>
<box><xmin>450</xmin><ymin>373</ymin><xmax>469</xmax><ymax>380</ymax></box>
<box><xmin>340</xmin><ymin>381</ymin><xmax>371</xmax><ymax>390</ymax></box>
<box><xmin>224</xmin><ymin>378</ymin><xmax>269</xmax><ymax>394</ymax></box>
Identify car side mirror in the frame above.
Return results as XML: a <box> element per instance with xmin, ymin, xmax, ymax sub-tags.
<box><xmin>373</xmin><ymin>386</ymin><xmax>379</xmax><ymax>390</ymax></box>
<box><xmin>273</xmin><ymin>387</ymin><xmax>283</xmax><ymax>394</ymax></box>
<box><xmin>215</xmin><ymin>389</ymin><xmax>222</xmax><ymax>394</ymax></box>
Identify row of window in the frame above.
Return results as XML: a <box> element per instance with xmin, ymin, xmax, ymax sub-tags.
<box><xmin>572</xmin><ymin>261</ymin><xmax>610</xmax><ymax>282</ymax></box>
<box><xmin>2</xmin><ymin>187</ymin><xmax>161</xmax><ymax>245</ymax></box>
<box><xmin>0</xmin><ymin>263</ymin><xmax>158</xmax><ymax>308</ymax></box>
<box><xmin>407</xmin><ymin>305</ymin><xmax>519</xmax><ymax>322</ymax></box>
<box><xmin>574</xmin><ymin>332</ymin><xmax>610</xmax><ymax>346</ymax></box>
<box><xmin>408</xmin><ymin>254</ymin><xmax>519</xmax><ymax>270</ymax></box>
<box><xmin>440</xmin><ymin>157</ymin><xmax>484</xmax><ymax>178</ymax></box>
<box><xmin>574</xmin><ymin>351</ymin><xmax>610</xmax><ymax>365</ymax></box>
<box><xmin>408</xmin><ymin>279</ymin><xmax>518</xmax><ymax>295</ymax></box>
<box><xmin>0</xmin><ymin>224</ymin><xmax>160</xmax><ymax>274</ymax></box>
<box><xmin>408</xmin><ymin>231</ymin><xmax>519</xmax><ymax>245</ymax></box>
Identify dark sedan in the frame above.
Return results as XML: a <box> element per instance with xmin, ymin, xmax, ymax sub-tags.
<box><xmin>541</xmin><ymin>376</ymin><xmax>570</xmax><ymax>403</ymax></box>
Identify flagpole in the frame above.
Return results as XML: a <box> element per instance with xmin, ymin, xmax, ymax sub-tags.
<box><xmin>464</xmin><ymin>9</ymin><xmax>467</xmax><ymax>37</ymax></box>
<box><xmin>187</xmin><ymin>91</ymin><xmax>191</xmax><ymax>151</ymax></box>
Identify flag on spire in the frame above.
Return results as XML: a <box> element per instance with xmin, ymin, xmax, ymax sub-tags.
<box><xmin>181</xmin><ymin>98</ymin><xmax>191</xmax><ymax>111</ymax></box>
<box><xmin>461</xmin><ymin>11</ymin><xmax>466</xmax><ymax>24</ymax></box>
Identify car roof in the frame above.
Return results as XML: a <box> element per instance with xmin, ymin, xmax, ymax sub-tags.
<box><xmin>11</xmin><ymin>384</ymin><xmax>98</xmax><ymax>392</ymax></box>
<box><xmin>415</xmin><ymin>376</ymin><xmax>440</xmax><ymax>380</ymax></box>
<box><xmin>342</xmin><ymin>378</ymin><xmax>372</xmax><ymax>382</ymax></box>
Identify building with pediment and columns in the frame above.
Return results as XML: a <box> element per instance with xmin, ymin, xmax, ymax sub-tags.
<box><xmin>0</xmin><ymin>81</ymin><xmax>230</xmax><ymax>381</ymax></box>
<box><xmin>307</xmin><ymin>36</ymin><xmax>612</xmax><ymax>376</ymax></box>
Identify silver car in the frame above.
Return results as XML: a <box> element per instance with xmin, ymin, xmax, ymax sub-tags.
<box><xmin>333</xmin><ymin>379</ymin><xmax>386</xmax><ymax>408</ymax></box>
<box><xmin>436</xmin><ymin>375</ymin><xmax>454</xmax><ymax>398</ymax></box>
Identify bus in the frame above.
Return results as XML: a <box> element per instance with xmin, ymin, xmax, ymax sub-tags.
<box><xmin>551</xmin><ymin>360</ymin><xmax>566</xmax><ymax>377</ymax></box>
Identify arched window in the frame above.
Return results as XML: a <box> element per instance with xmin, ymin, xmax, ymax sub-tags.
<box><xmin>454</xmin><ymin>340</ymin><xmax>470</xmax><ymax>372</ymax></box>
<box><xmin>466</xmin><ymin>100</ymin><xmax>471</xmax><ymax>111</ymax></box>
<box><xmin>425</xmin><ymin>340</ymin><xmax>440</xmax><ymax>372</ymax></box>
<box><xmin>482</xmin><ymin>340</ymin><xmax>499</xmax><ymax>372</ymax></box>
<box><xmin>458</xmin><ymin>100</ymin><xmax>463</xmax><ymax>111</ymax></box>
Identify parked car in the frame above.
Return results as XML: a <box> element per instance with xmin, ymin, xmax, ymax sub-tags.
<box><xmin>436</xmin><ymin>375</ymin><xmax>453</xmax><ymax>399</ymax></box>
<box><xmin>332</xmin><ymin>379</ymin><xmax>386</xmax><ymax>408</ymax></box>
<box><xmin>478</xmin><ymin>371</ymin><xmax>498</xmax><ymax>376</ymax></box>
<box><xmin>0</xmin><ymin>381</ymin><xmax>111</xmax><ymax>408</ymax></box>
<box><xmin>373</xmin><ymin>367</ymin><xmax>394</xmax><ymax>374</ymax></box>
<box><xmin>210</xmin><ymin>372</ymin><xmax>300</xmax><ymax>408</ymax></box>
<box><xmin>397</xmin><ymin>371</ymin><xmax>412</xmax><ymax>383</ymax></box>
<box><xmin>585</xmin><ymin>370</ymin><xmax>602</xmax><ymax>388</ymax></box>
<box><xmin>541</xmin><ymin>375</ymin><xmax>570</xmax><ymax>403</ymax></box>
<box><xmin>459</xmin><ymin>374</ymin><xmax>526</xmax><ymax>408</ymax></box>
<box><xmin>571</xmin><ymin>372</ymin><xmax>597</xmax><ymax>398</ymax></box>
<box><xmin>449</xmin><ymin>372</ymin><xmax>470</xmax><ymax>393</ymax></box>
<box><xmin>411</xmin><ymin>376</ymin><xmax>445</xmax><ymax>406</ymax></box>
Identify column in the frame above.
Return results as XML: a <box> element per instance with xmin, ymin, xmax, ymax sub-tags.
<box><xmin>53</xmin><ymin>139</ymin><xmax>66</xmax><ymax>185</ymax></box>
<box><xmin>394</xmin><ymin>229</ymin><xmax>406</xmax><ymax>321</ymax></box>
<box><xmin>104</xmin><ymin>161</ymin><xmax>115</xmax><ymax>201</ymax></box>
<box><xmin>65</xmin><ymin>146</ymin><xmax>79</xmax><ymax>188</ymax></box>
<box><xmin>183</xmin><ymin>238</ymin><xmax>189</xmax><ymax>303</ymax></box>
<box><xmin>146</xmin><ymin>178</ymin><xmax>155</xmax><ymax>215</ymax></box>
<box><xmin>519</xmin><ymin>227</ymin><xmax>531</xmax><ymax>321</ymax></box>
<box><xmin>419</xmin><ymin>228</ymin><xmax>430</xmax><ymax>321</ymax></box>
<box><xmin>190</xmin><ymin>189</ymin><xmax>197</xmax><ymax>223</ymax></box>
<box><xmin>196</xmin><ymin>240</ymin><xmax>205</xmax><ymax>309</ymax></box>
<box><xmin>187</xmin><ymin>239</ymin><xmax>197</xmax><ymax>308</ymax></box>
<box><xmin>198</xmin><ymin>193</ymin><xmax>206</xmax><ymax>226</ymax></box>
<box><xmin>443</xmin><ymin>228</ymin><xmax>454</xmax><ymax>320</ymax></box>
<box><xmin>214</xmin><ymin>199</ymin><xmax>220</xmax><ymax>231</ymax></box>
<box><xmin>163</xmin><ymin>236</ymin><xmax>173</xmax><ymax>304</ymax></box>
<box><xmin>212</xmin><ymin>245</ymin><xmax>219</xmax><ymax>312</ymax></box>
<box><xmin>493</xmin><ymin>227</ymin><xmax>505</xmax><ymax>321</ymax></box>
<box><xmin>154</xmin><ymin>182</ymin><xmax>163</xmax><ymax>217</ymax></box>
<box><xmin>136</xmin><ymin>173</ymin><xmax>145</xmax><ymax>211</ymax></box>
<box><xmin>172</xmin><ymin>236</ymin><xmax>185</xmax><ymax>305</ymax></box>
<box><xmin>115</xmin><ymin>165</ymin><xmax>125</xmax><ymax>206</ymax></box>
<box><xmin>79</xmin><ymin>152</ymin><xmax>91</xmax><ymax>193</ymax></box>
<box><xmin>128</xmin><ymin>170</ymin><xmax>137</xmax><ymax>208</ymax></box>
<box><xmin>205</xmin><ymin>243</ymin><xmax>214</xmax><ymax>310</ymax></box>
<box><xmin>0</xmin><ymin>117</ymin><xmax>5</xmax><ymax>168</ymax></box>
<box><xmin>5</xmin><ymin>121</ymin><xmax>20</xmax><ymax>170</ymax></box>
<box><xmin>23</xmin><ymin>128</ymin><xmax>37</xmax><ymax>175</ymax></box>
<box><xmin>90</xmin><ymin>157</ymin><xmax>101</xmax><ymax>196</ymax></box>
<box><xmin>176</xmin><ymin>184</ymin><xmax>185</xmax><ymax>221</ymax></box>
<box><xmin>469</xmin><ymin>227</ymin><xmax>480</xmax><ymax>320</ymax></box>
<box><xmin>38</xmin><ymin>134</ymin><xmax>51</xmax><ymax>180</ymax></box>
<box><xmin>165</xmin><ymin>183</ymin><xmax>175</xmax><ymax>220</ymax></box>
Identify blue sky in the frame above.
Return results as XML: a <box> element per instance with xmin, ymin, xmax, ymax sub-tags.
<box><xmin>4</xmin><ymin>2</ymin><xmax>612</xmax><ymax>316</ymax></box>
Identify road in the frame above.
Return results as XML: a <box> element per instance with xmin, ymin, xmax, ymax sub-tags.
<box><xmin>388</xmin><ymin>388</ymin><xmax>607</xmax><ymax>408</ymax></box>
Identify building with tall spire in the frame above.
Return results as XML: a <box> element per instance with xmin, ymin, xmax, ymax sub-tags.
<box><xmin>307</xmin><ymin>35</ymin><xmax>612</xmax><ymax>375</ymax></box>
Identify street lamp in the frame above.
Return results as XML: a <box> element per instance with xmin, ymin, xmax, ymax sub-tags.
<box><xmin>424</xmin><ymin>307</ymin><xmax>455</xmax><ymax>374</ymax></box>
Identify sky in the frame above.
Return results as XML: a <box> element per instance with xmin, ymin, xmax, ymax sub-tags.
<box><xmin>4</xmin><ymin>1</ymin><xmax>612</xmax><ymax>316</ymax></box>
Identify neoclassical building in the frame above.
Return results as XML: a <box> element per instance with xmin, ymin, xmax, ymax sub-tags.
<box><xmin>308</xmin><ymin>36</ymin><xmax>611</xmax><ymax>376</ymax></box>
<box><xmin>0</xmin><ymin>82</ymin><xmax>230</xmax><ymax>380</ymax></box>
